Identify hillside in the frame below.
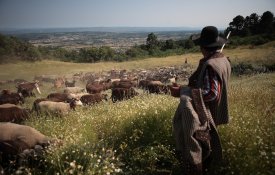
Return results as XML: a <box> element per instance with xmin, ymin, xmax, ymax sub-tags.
<box><xmin>0</xmin><ymin>42</ymin><xmax>275</xmax><ymax>174</ymax></box>
<box><xmin>1</xmin><ymin>42</ymin><xmax>275</xmax><ymax>81</ymax></box>
<box><xmin>0</xmin><ymin>72</ymin><xmax>274</xmax><ymax>174</ymax></box>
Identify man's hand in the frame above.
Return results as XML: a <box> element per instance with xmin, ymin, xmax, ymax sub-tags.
<box><xmin>168</xmin><ymin>83</ymin><xmax>181</xmax><ymax>98</ymax></box>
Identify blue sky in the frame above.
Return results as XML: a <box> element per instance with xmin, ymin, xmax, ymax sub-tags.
<box><xmin>0</xmin><ymin>0</ymin><xmax>274</xmax><ymax>29</ymax></box>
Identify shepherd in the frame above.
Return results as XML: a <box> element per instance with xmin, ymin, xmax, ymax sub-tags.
<box><xmin>169</xmin><ymin>26</ymin><xmax>231</xmax><ymax>174</ymax></box>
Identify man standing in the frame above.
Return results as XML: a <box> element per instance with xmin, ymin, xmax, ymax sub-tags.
<box><xmin>170</xmin><ymin>26</ymin><xmax>231</xmax><ymax>175</ymax></box>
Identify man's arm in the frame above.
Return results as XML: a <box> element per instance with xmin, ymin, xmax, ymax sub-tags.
<box><xmin>202</xmin><ymin>67</ymin><xmax>221</xmax><ymax>102</ymax></box>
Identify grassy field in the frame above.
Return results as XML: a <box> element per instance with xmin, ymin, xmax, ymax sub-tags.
<box><xmin>0</xmin><ymin>44</ymin><xmax>275</xmax><ymax>174</ymax></box>
<box><xmin>0</xmin><ymin>42</ymin><xmax>275</xmax><ymax>81</ymax></box>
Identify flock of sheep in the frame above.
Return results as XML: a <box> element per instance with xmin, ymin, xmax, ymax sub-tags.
<box><xmin>0</xmin><ymin>65</ymin><xmax>193</xmax><ymax>173</ymax></box>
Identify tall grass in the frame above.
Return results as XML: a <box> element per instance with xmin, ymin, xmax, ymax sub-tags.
<box><xmin>20</xmin><ymin>94</ymin><xmax>178</xmax><ymax>174</ymax></box>
<box><xmin>1</xmin><ymin>45</ymin><xmax>275</xmax><ymax>174</ymax></box>
<box><xmin>217</xmin><ymin>73</ymin><xmax>275</xmax><ymax>175</ymax></box>
<box><xmin>1</xmin><ymin>73</ymin><xmax>270</xmax><ymax>174</ymax></box>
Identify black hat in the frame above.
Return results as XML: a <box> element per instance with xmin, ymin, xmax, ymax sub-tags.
<box><xmin>192</xmin><ymin>26</ymin><xmax>227</xmax><ymax>47</ymax></box>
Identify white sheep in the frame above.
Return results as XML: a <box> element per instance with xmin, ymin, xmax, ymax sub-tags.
<box><xmin>0</xmin><ymin>122</ymin><xmax>50</xmax><ymax>148</ymax></box>
<box><xmin>64</xmin><ymin>87</ymin><xmax>86</xmax><ymax>94</ymax></box>
<box><xmin>67</xmin><ymin>92</ymin><xmax>90</xmax><ymax>100</ymax></box>
<box><xmin>37</xmin><ymin>99</ymin><xmax>82</xmax><ymax>116</ymax></box>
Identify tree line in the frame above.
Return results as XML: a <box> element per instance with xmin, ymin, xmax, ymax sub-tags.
<box><xmin>225</xmin><ymin>11</ymin><xmax>275</xmax><ymax>46</ymax></box>
<box><xmin>0</xmin><ymin>33</ymin><xmax>197</xmax><ymax>63</ymax></box>
<box><xmin>0</xmin><ymin>35</ymin><xmax>41</xmax><ymax>63</ymax></box>
<box><xmin>0</xmin><ymin>11</ymin><xmax>274</xmax><ymax>63</ymax></box>
<box><xmin>226</xmin><ymin>11</ymin><xmax>275</xmax><ymax>36</ymax></box>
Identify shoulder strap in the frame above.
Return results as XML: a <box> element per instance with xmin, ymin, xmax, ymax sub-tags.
<box><xmin>191</xmin><ymin>88</ymin><xmax>210</xmax><ymax>125</ymax></box>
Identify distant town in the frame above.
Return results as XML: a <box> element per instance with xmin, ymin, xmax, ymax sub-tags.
<box><xmin>1</xmin><ymin>27</ymin><xmax>198</xmax><ymax>50</ymax></box>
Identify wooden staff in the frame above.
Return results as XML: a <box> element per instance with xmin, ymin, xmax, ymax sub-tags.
<box><xmin>220</xmin><ymin>31</ymin><xmax>231</xmax><ymax>53</ymax></box>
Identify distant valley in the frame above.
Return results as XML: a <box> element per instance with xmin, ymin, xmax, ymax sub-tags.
<box><xmin>1</xmin><ymin>27</ymin><xmax>199</xmax><ymax>50</ymax></box>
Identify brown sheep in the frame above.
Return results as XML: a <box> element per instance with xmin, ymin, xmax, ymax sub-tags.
<box><xmin>16</xmin><ymin>81</ymin><xmax>41</xmax><ymax>97</ymax></box>
<box><xmin>80</xmin><ymin>93</ymin><xmax>108</xmax><ymax>106</ymax></box>
<box><xmin>47</xmin><ymin>92</ymin><xmax>72</xmax><ymax>102</ymax></box>
<box><xmin>145</xmin><ymin>81</ymin><xmax>170</xmax><ymax>94</ymax></box>
<box><xmin>102</xmin><ymin>81</ymin><xmax>112</xmax><ymax>90</ymax></box>
<box><xmin>111</xmin><ymin>87</ymin><xmax>138</xmax><ymax>103</ymax></box>
<box><xmin>86</xmin><ymin>83</ymin><xmax>105</xmax><ymax>94</ymax></box>
<box><xmin>0</xmin><ymin>104</ymin><xmax>30</xmax><ymax>123</ymax></box>
<box><xmin>0</xmin><ymin>90</ymin><xmax>24</xmax><ymax>105</ymax></box>
<box><xmin>112</xmin><ymin>79</ymin><xmax>136</xmax><ymax>89</ymax></box>
<box><xmin>138</xmin><ymin>79</ymin><xmax>150</xmax><ymax>90</ymax></box>
<box><xmin>147</xmin><ymin>83</ymin><xmax>170</xmax><ymax>94</ymax></box>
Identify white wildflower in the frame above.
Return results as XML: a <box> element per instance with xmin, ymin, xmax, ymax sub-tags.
<box><xmin>69</xmin><ymin>169</ymin><xmax>74</xmax><ymax>174</ymax></box>
<box><xmin>70</xmin><ymin>161</ymin><xmax>76</xmax><ymax>168</ymax></box>
<box><xmin>115</xmin><ymin>168</ymin><xmax>122</xmax><ymax>172</ymax></box>
<box><xmin>260</xmin><ymin>151</ymin><xmax>267</xmax><ymax>156</ymax></box>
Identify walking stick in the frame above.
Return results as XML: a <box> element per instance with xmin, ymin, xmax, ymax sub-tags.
<box><xmin>220</xmin><ymin>31</ymin><xmax>231</xmax><ymax>53</ymax></box>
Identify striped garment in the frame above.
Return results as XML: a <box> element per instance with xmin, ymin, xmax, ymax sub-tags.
<box><xmin>202</xmin><ymin>66</ymin><xmax>221</xmax><ymax>102</ymax></box>
<box><xmin>173</xmin><ymin>54</ymin><xmax>231</xmax><ymax>174</ymax></box>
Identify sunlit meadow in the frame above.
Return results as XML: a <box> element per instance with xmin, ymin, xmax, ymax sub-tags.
<box><xmin>1</xmin><ymin>73</ymin><xmax>272</xmax><ymax>175</ymax></box>
<box><xmin>0</xmin><ymin>44</ymin><xmax>275</xmax><ymax>174</ymax></box>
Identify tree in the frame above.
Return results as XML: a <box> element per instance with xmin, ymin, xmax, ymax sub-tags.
<box><xmin>228</xmin><ymin>15</ymin><xmax>246</xmax><ymax>36</ymax></box>
<box><xmin>248</xmin><ymin>13</ymin><xmax>260</xmax><ymax>34</ymax></box>
<box><xmin>25</xmin><ymin>46</ymin><xmax>41</xmax><ymax>61</ymax></box>
<box><xmin>177</xmin><ymin>39</ymin><xmax>186</xmax><ymax>48</ymax></box>
<box><xmin>126</xmin><ymin>46</ymin><xmax>148</xmax><ymax>58</ymax></box>
<box><xmin>184</xmin><ymin>39</ymin><xmax>195</xmax><ymax>49</ymax></box>
<box><xmin>259</xmin><ymin>11</ymin><xmax>274</xmax><ymax>33</ymax></box>
<box><xmin>98</xmin><ymin>46</ymin><xmax>115</xmax><ymax>61</ymax></box>
<box><xmin>146</xmin><ymin>33</ymin><xmax>159</xmax><ymax>50</ymax></box>
<box><xmin>163</xmin><ymin>39</ymin><xmax>176</xmax><ymax>50</ymax></box>
<box><xmin>53</xmin><ymin>48</ymin><xmax>68</xmax><ymax>59</ymax></box>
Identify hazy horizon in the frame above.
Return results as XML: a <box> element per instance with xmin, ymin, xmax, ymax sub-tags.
<box><xmin>0</xmin><ymin>0</ymin><xmax>274</xmax><ymax>31</ymax></box>
<box><xmin>0</xmin><ymin>26</ymin><xmax>203</xmax><ymax>30</ymax></box>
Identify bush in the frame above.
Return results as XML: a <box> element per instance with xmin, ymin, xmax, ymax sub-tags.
<box><xmin>228</xmin><ymin>34</ymin><xmax>275</xmax><ymax>47</ymax></box>
<box><xmin>24</xmin><ymin>46</ymin><xmax>41</xmax><ymax>61</ymax></box>
<box><xmin>126</xmin><ymin>46</ymin><xmax>148</xmax><ymax>58</ymax></box>
<box><xmin>231</xmin><ymin>62</ymin><xmax>273</xmax><ymax>75</ymax></box>
<box><xmin>251</xmin><ymin>36</ymin><xmax>269</xmax><ymax>45</ymax></box>
<box><xmin>0</xmin><ymin>34</ymin><xmax>42</xmax><ymax>62</ymax></box>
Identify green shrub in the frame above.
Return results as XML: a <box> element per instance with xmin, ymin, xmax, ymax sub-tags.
<box><xmin>232</xmin><ymin>62</ymin><xmax>271</xmax><ymax>75</ymax></box>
